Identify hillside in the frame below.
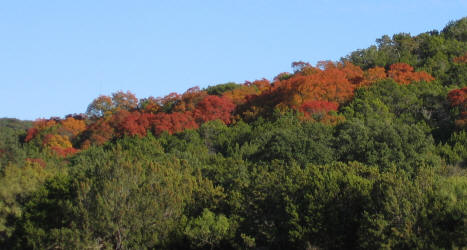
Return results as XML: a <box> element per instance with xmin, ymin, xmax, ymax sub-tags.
<box><xmin>0</xmin><ymin>18</ymin><xmax>466</xmax><ymax>249</ymax></box>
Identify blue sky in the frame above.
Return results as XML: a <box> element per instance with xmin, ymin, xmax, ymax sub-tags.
<box><xmin>1</xmin><ymin>0</ymin><xmax>466</xmax><ymax>120</ymax></box>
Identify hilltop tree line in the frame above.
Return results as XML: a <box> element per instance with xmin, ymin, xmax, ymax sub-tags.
<box><xmin>0</xmin><ymin>17</ymin><xmax>466</xmax><ymax>249</ymax></box>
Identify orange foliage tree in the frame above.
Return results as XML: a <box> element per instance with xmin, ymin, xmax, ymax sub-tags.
<box><xmin>387</xmin><ymin>63</ymin><xmax>434</xmax><ymax>84</ymax></box>
<box><xmin>223</xmin><ymin>79</ymin><xmax>270</xmax><ymax>105</ymax></box>
<box><xmin>81</xmin><ymin>118</ymin><xmax>115</xmax><ymax>148</ymax></box>
<box><xmin>194</xmin><ymin>95</ymin><xmax>236</xmax><ymax>124</ymax></box>
<box><xmin>299</xmin><ymin>100</ymin><xmax>343</xmax><ymax>125</ymax></box>
<box><xmin>87</xmin><ymin>91</ymin><xmax>138</xmax><ymax>118</ymax></box>
<box><xmin>152</xmin><ymin>112</ymin><xmax>198</xmax><ymax>135</ymax></box>
<box><xmin>111</xmin><ymin>110</ymin><xmax>153</xmax><ymax>137</ymax></box>
<box><xmin>447</xmin><ymin>87</ymin><xmax>467</xmax><ymax>128</ymax></box>
<box><xmin>172</xmin><ymin>87</ymin><xmax>208</xmax><ymax>112</ymax></box>
<box><xmin>453</xmin><ymin>52</ymin><xmax>467</xmax><ymax>64</ymax></box>
<box><xmin>60</xmin><ymin>117</ymin><xmax>86</xmax><ymax>137</ymax></box>
<box><xmin>267</xmin><ymin>61</ymin><xmax>363</xmax><ymax>108</ymax></box>
<box><xmin>24</xmin><ymin>116</ymin><xmax>85</xmax><ymax>157</ymax></box>
<box><xmin>364</xmin><ymin>66</ymin><xmax>387</xmax><ymax>85</ymax></box>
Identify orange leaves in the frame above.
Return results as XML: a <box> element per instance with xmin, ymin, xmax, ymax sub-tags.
<box><xmin>87</xmin><ymin>91</ymin><xmax>138</xmax><ymax>117</ymax></box>
<box><xmin>43</xmin><ymin>134</ymin><xmax>72</xmax><ymax>148</ymax></box>
<box><xmin>25</xmin><ymin>128</ymin><xmax>39</xmax><ymax>142</ymax></box>
<box><xmin>387</xmin><ymin>63</ymin><xmax>434</xmax><ymax>84</ymax></box>
<box><xmin>223</xmin><ymin>79</ymin><xmax>270</xmax><ymax>105</ymax></box>
<box><xmin>315</xmin><ymin>64</ymin><xmax>356</xmax><ymax>102</ymax></box>
<box><xmin>111</xmin><ymin>110</ymin><xmax>153</xmax><ymax>137</ymax></box>
<box><xmin>139</xmin><ymin>96</ymin><xmax>163</xmax><ymax>113</ymax></box>
<box><xmin>22</xmin><ymin>60</ymin><xmax>439</xmax><ymax>153</ymax></box>
<box><xmin>111</xmin><ymin>90</ymin><xmax>138</xmax><ymax>111</ymax></box>
<box><xmin>42</xmin><ymin>133</ymin><xmax>76</xmax><ymax>157</ymax></box>
<box><xmin>233</xmin><ymin>62</ymin><xmax>364</xmax><ymax>121</ymax></box>
<box><xmin>447</xmin><ymin>87</ymin><xmax>467</xmax><ymax>128</ymax></box>
<box><xmin>80</xmin><ymin>94</ymin><xmax>236</xmax><ymax>143</ymax></box>
<box><xmin>24</xmin><ymin>118</ymin><xmax>58</xmax><ymax>143</ymax></box>
<box><xmin>269</xmin><ymin>61</ymin><xmax>361</xmax><ymax>108</ymax></box>
<box><xmin>448</xmin><ymin>87</ymin><xmax>467</xmax><ymax>107</ymax></box>
<box><xmin>86</xmin><ymin>95</ymin><xmax>113</xmax><ymax>117</ymax></box>
<box><xmin>299</xmin><ymin>100</ymin><xmax>343</xmax><ymax>125</ymax></box>
<box><xmin>172</xmin><ymin>87</ymin><xmax>208</xmax><ymax>112</ymax></box>
<box><xmin>50</xmin><ymin>147</ymin><xmax>78</xmax><ymax>158</ymax></box>
<box><xmin>364</xmin><ymin>67</ymin><xmax>387</xmax><ymax>84</ymax></box>
<box><xmin>152</xmin><ymin>112</ymin><xmax>198</xmax><ymax>135</ymax></box>
<box><xmin>61</xmin><ymin>117</ymin><xmax>86</xmax><ymax>137</ymax></box>
<box><xmin>24</xmin><ymin>116</ymin><xmax>85</xmax><ymax>157</ymax></box>
<box><xmin>82</xmin><ymin>118</ymin><xmax>115</xmax><ymax>148</ymax></box>
<box><xmin>193</xmin><ymin>95</ymin><xmax>236</xmax><ymax>124</ymax></box>
<box><xmin>300</xmin><ymin>100</ymin><xmax>339</xmax><ymax>115</ymax></box>
<box><xmin>233</xmin><ymin>61</ymin><xmax>435</xmax><ymax>122</ymax></box>
<box><xmin>453</xmin><ymin>52</ymin><xmax>467</xmax><ymax>64</ymax></box>
<box><xmin>340</xmin><ymin>62</ymin><xmax>365</xmax><ymax>85</ymax></box>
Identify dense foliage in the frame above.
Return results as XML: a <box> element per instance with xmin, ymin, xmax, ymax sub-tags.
<box><xmin>0</xmin><ymin>18</ymin><xmax>466</xmax><ymax>249</ymax></box>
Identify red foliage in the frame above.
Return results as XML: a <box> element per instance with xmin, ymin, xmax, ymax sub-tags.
<box><xmin>223</xmin><ymin>80</ymin><xmax>270</xmax><ymax>105</ymax></box>
<box><xmin>152</xmin><ymin>112</ymin><xmax>198</xmax><ymax>135</ymax></box>
<box><xmin>447</xmin><ymin>87</ymin><xmax>467</xmax><ymax>107</ymax></box>
<box><xmin>112</xmin><ymin>90</ymin><xmax>139</xmax><ymax>111</ymax></box>
<box><xmin>24</xmin><ymin>119</ymin><xmax>58</xmax><ymax>142</ymax></box>
<box><xmin>447</xmin><ymin>87</ymin><xmax>467</xmax><ymax>128</ymax></box>
<box><xmin>300</xmin><ymin>100</ymin><xmax>339</xmax><ymax>115</ymax></box>
<box><xmin>387</xmin><ymin>63</ymin><xmax>434</xmax><ymax>84</ymax></box>
<box><xmin>82</xmin><ymin>118</ymin><xmax>115</xmax><ymax>147</ymax></box>
<box><xmin>111</xmin><ymin>110</ymin><xmax>154</xmax><ymax>137</ymax></box>
<box><xmin>274</xmin><ymin>72</ymin><xmax>293</xmax><ymax>81</ymax></box>
<box><xmin>173</xmin><ymin>87</ymin><xmax>208</xmax><ymax>112</ymax></box>
<box><xmin>87</xmin><ymin>91</ymin><xmax>138</xmax><ymax>117</ymax></box>
<box><xmin>51</xmin><ymin>147</ymin><xmax>79</xmax><ymax>157</ymax></box>
<box><xmin>139</xmin><ymin>96</ymin><xmax>162</xmax><ymax>113</ymax></box>
<box><xmin>292</xmin><ymin>61</ymin><xmax>312</xmax><ymax>73</ymax></box>
<box><xmin>156</xmin><ymin>92</ymin><xmax>181</xmax><ymax>112</ymax></box>
<box><xmin>453</xmin><ymin>52</ymin><xmax>467</xmax><ymax>63</ymax></box>
<box><xmin>25</xmin><ymin>128</ymin><xmax>39</xmax><ymax>142</ymax></box>
<box><xmin>193</xmin><ymin>95</ymin><xmax>236</xmax><ymax>124</ymax></box>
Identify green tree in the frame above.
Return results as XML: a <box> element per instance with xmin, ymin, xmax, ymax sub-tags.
<box><xmin>185</xmin><ymin>208</ymin><xmax>230</xmax><ymax>249</ymax></box>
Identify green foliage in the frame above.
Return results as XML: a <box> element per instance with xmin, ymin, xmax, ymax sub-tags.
<box><xmin>442</xmin><ymin>17</ymin><xmax>467</xmax><ymax>42</ymax></box>
<box><xmin>358</xmin><ymin>168</ymin><xmax>466</xmax><ymax>249</ymax></box>
<box><xmin>184</xmin><ymin>209</ymin><xmax>230</xmax><ymax>249</ymax></box>
<box><xmin>204</xmin><ymin>82</ymin><xmax>241</xmax><ymax>96</ymax></box>
<box><xmin>437</xmin><ymin>130</ymin><xmax>467</xmax><ymax>167</ymax></box>
<box><xmin>345</xmin><ymin>18</ymin><xmax>467</xmax><ymax>86</ymax></box>
<box><xmin>0</xmin><ymin>163</ymin><xmax>50</xmax><ymax>243</ymax></box>
<box><xmin>0</xmin><ymin>118</ymin><xmax>31</xmax><ymax>170</ymax></box>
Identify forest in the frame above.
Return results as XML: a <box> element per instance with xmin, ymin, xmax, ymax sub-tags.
<box><xmin>0</xmin><ymin>18</ymin><xmax>466</xmax><ymax>249</ymax></box>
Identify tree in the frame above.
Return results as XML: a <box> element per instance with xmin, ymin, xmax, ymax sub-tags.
<box><xmin>152</xmin><ymin>112</ymin><xmax>198</xmax><ymax>135</ymax></box>
<box><xmin>86</xmin><ymin>91</ymin><xmax>138</xmax><ymax>118</ymax></box>
<box><xmin>194</xmin><ymin>95</ymin><xmax>235</xmax><ymax>124</ymax></box>
<box><xmin>86</xmin><ymin>95</ymin><xmax>114</xmax><ymax>118</ymax></box>
<box><xmin>387</xmin><ymin>63</ymin><xmax>434</xmax><ymax>84</ymax></box>
<box><xmin>447</xmin><ymin>87</ymin><xmax>467</xmax><ymax>128</ymax></box>
<box><xmin>184</xmin><ymin>209</ymin><xmax>230</xmax><ymax>249</ymax></box>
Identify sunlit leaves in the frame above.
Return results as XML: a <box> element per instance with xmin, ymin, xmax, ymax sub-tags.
<box><xmin>387</xmin><ymin>63</ymin><xmax>435</xmax><ymax>84</ymax></box>
<box><xmin>194</xmin><ymin>95</ymin><xmax>235</xmax><ymax>124</ymax></box>
<box><xmin>86</xmin><ymin>91</ymin><xmax>138</xmax><ymax>118</ymax></box>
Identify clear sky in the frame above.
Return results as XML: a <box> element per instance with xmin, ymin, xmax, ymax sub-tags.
<box><xmin>1</xmin><ymin>0</ymin><xmax>466</xmax><ymax>120</ymax></box>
